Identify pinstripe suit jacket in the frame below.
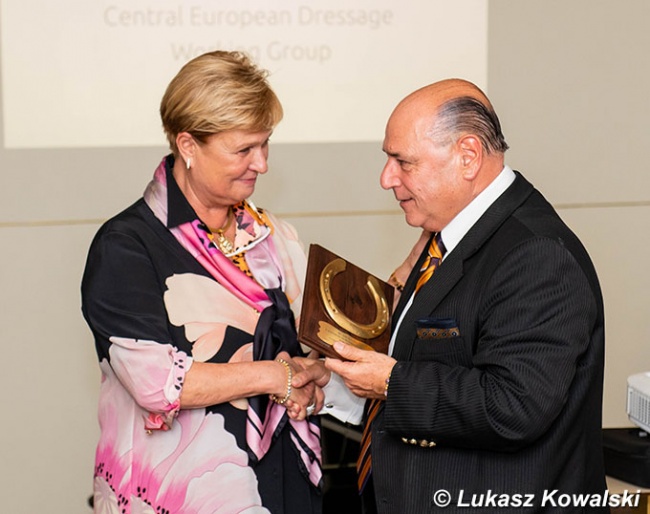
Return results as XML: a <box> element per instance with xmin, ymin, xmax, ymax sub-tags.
<box><xmin>368</xmin><ymin>172</ymin><xmax>608</xmax><ymax>513</ymax></box>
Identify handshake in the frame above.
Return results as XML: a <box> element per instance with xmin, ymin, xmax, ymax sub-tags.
<box><xmin>272</xmin><ymin>342</ymin><xmax>397</xmax><ymax>421</ymax></box>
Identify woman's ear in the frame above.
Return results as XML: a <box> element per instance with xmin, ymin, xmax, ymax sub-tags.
<box><xmin>457</xmin><ymin>135</ymin><xmax>482</xmax><ymax>179</ymax></box>
<box><xmin>176</xmin><ymin>132</ymin><xmax>195</xmax><ymax>169</ymax></box>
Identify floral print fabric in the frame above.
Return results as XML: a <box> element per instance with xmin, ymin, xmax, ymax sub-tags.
<box><xmin>82</xmin><ymin>156</ymin><xmax>320</xmax><ymax>513</ymax></box>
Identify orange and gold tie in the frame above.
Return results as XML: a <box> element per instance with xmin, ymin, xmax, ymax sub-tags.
<box><xmin>356</xmin><ymin>398</ymin><xmax>383</xmax><ymax>492</ymax></box>
<box><xmin>356</xmin><ymin>232</ymin><xmax>445</xmax><ymax>493</ymax></box>
<box><xmin>415</xmin><ymin>232</ymin><xmax>446</xmax><ymax>293</ymax></box>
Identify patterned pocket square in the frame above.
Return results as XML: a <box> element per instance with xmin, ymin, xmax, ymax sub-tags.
<box><xmin>416</xmin><ymin>317</ymin><xmax>460</xmax><ymax>339</ymax></box>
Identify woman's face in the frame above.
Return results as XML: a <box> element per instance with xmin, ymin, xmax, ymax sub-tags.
<box><xmin>185</xmin><ymin>129</ymin><xmax>272</xmax><ymax>209</ymax></box>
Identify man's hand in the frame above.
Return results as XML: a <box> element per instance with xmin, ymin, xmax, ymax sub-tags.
<box><xmin>292</xmin><ymin>355</ymin><xmax>331</xmax><ymax>389</ymax></box>
<box><xmin>325</xmin><ymin>342</ymin><xmax>396</xmax><ymax>400</ymax></box>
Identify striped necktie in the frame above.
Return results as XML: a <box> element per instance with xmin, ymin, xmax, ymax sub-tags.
<box><xmin>356</xmin><ymin>232</ymin><xmax>445</xmax><ymax>493</ymax></box>
<box><xmin>415</xmin><ymin>232</ymin><xmax>446</xmax><ymax>293</ymax></box>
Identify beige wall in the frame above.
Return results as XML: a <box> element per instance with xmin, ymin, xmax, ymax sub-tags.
<box><xmin>487</xmin><ymin>0</ymin><xmax>650</xmax><ymax>427</ymax></box>
<box><xmin>1</xmin><ymin>1</ymin><xmax>649</xmax><ymax>512</ymax></box>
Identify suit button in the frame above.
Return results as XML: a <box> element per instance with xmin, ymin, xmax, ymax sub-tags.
<box><xmin>402</xmin><ymin>437</ymin><xmax>436</xmax><ymax>447</ymax></box>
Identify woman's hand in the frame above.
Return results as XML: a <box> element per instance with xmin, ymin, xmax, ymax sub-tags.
<box><xmin>286</xmin><ymin>354</ymin><xmax>332</xmax><ymax>419</ymax></box>
<box><xmin>273</xmin><ymin>352</ymin><xmax>317</xmax><ymax>421</ymax></box>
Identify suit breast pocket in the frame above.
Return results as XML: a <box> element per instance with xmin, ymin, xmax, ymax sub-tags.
<box><xmin>412</xmin><ymin>317</ymin><xmax>471</xmax><ymax>366</ymax></box>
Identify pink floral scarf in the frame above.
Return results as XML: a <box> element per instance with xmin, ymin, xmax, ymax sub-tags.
<box><xmin>144</xmin><ymin>157</ymin><xmax>322</xmax><ymax>488</ymax></box>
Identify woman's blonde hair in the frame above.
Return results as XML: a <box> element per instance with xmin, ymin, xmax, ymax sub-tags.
<box><xmin>160</xmin><ymin>51</ymin><xmax>283</xmax><ymax>154</ymax></box>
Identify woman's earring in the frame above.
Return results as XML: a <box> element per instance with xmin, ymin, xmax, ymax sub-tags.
<box><xmin>186</xmin><ymin>158</ymin><xmax>191</xmax><ymax>170</ymax></box>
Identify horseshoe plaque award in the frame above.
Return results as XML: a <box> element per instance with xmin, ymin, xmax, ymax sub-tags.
<box><xmin>298</xmin><ymin>244</ymin><xmax>393</xmax><ymax>359</ymax></box>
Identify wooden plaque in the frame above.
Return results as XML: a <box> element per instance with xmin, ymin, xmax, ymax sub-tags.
<box><xmin>298</xmin><ymin>244</ymin><xmax>393</xmax><ymax>359</ymax></box>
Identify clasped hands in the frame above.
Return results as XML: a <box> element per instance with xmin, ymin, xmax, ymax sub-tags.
<box><xmin>278</xmin><ymin>342</ymin><xmax>397</xmax><ymax>421</ymax></box>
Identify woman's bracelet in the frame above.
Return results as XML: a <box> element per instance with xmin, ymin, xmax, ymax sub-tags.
<box><xmin>270</xmin><ymin>358</ymin><xmax>292</xmax><ymax>405</ymax></box>
<box><xmin>388</xmin><ymin>271</ymin><xmax>405</xmax><ymax>292</ymax></box>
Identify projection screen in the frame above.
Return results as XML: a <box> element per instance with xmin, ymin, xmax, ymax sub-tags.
<box><xmin>1</xmin><ymin>0</ymin><xmax>487</xmax><ymax>149</ymax></box>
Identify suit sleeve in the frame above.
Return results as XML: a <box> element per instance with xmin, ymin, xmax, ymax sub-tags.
<box><xmin>384</xmin><ymin>237</ymin><xmax>599</xmax><ymax>452</ymax></box>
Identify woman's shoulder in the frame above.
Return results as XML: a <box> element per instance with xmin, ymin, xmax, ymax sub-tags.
<box><xmin>89</xmin><ymin>198</ymin><xmax>167</xmax><ymax>254</ymax></box>
<box><xmin>96</xmin><ymin>198</ymin><xmax>158</xmax><ymax>235</ymax></box>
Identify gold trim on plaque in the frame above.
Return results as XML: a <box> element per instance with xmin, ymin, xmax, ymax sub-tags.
<box><xmin>319</xmin><ymin>258</ymin><xmax>390</xmax><ymax>339</ymax></box>
<box><xmin>317</xmin><ymin>321</ymin><xmax>374</xmax><ymax>352</ymax></box>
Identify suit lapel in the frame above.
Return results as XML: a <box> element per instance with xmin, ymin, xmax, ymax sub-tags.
<box><xmin>391</xmin><ymin>172</ymin><xmax>534</xmax><ymax>360</ymax></box>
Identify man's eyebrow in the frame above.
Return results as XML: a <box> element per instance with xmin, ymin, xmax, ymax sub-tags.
<box><xmin>385</xmin><ymin>150</ymin><xmax>410</xmax><ymax>162</ymax></box>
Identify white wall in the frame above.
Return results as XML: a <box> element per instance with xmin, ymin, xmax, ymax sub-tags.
<box><xmin>1</xmin><ymin>1</ymin><xmax>649</xmax><ymax>512</ymax></box>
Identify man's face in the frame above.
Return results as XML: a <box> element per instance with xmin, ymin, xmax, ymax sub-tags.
<box><xmin>380</xmin><ymin>107</ymin><xmax>465</xmax><ymax>233</ymax></box>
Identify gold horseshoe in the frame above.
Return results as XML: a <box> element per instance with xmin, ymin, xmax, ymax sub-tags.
<box><xmin>319</xmin><ymin>258</ymin><xmax>389</xmax><ymax>339</ymax></box>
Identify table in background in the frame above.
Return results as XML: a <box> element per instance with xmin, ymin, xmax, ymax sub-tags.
<box><xmin>607</xmin><ymin>476</ymin><xmax>650</xmax><ymax>514</ymax></box>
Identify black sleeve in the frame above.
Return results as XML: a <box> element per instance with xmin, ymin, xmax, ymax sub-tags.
<box><xmin>81</xmin><ymin>225</ymin><xmax>172</xmax><ymax>362</ymax></box>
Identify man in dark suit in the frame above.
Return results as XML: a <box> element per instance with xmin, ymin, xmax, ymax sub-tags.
<box><xmin>295</xmin><ymin>79</ymin><xmax>608</xmax><ymax>513</ymax></box>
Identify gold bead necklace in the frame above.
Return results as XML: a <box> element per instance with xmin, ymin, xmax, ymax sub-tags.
<box><xmin>210</xmin><ymin>208</ymin><xmax>235</xmax><ymax>255</ymax></box>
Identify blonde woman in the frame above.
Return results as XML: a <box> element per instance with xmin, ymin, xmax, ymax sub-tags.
<box><xmin>82</xmin><ymin>51</ymin><xmax>322</xmax><ymax>514</ymax></box>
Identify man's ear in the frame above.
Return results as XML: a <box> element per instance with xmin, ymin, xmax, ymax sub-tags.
<box><xmin>457</xmin><ymin>135</ymin><xmax>483</xmax><ymax>179</ymax></box>
<box><xmin>176</xmin><ymin>132</ymin><xmax>196</xmax><ymax>167</ymax></box>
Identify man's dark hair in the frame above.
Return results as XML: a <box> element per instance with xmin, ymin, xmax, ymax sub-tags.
<box><xmin>429</xmin><ymin>96</ymin><xmax>509</xmax><ymax>154</ymax></box>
